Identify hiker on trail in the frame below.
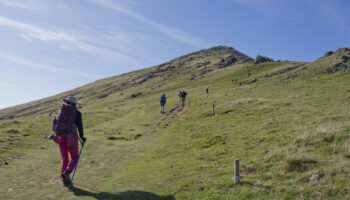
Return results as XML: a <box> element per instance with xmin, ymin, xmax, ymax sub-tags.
<box><xmin>50</xmin><ymin>96</ymin><xmax>86</xmax><ymax>187</ymax></box>
<box><xmin>178</xmin><ymin>90</ymin><xmax>187</xmax><ymax>107</ymax></box>
<box><xmin>160</xmin><ymin>94</ymin><xmax>166</xmax><ymax>114</ymax></box>
<box><xmin>206</xmin><ymin>88</ymin><xmax>209</xmax><ymax>98</ymax></box>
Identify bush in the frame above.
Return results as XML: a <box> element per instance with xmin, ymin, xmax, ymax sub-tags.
<box><xmin>284</xmin><ymin>158</ymin><xmax>317</xmax><ymax>172</ymax></box>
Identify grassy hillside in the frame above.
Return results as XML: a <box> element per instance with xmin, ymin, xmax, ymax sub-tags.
<box><xmin>1</xmin><ymin>46</ymin><xmax>350</xmax><ymax>199</ymax></box>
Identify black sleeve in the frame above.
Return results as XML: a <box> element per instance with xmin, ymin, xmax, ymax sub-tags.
<box><xmin>76</xmin><ymin>111</ymin><xmax>84</xmax><ymax>139</ymax></box>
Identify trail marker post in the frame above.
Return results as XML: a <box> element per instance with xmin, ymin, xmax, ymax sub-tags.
<box><xmin>234</xmin><ymin>159</ymin><xmax>240</xmax><ymax>184</ymax></box>
<box><xmin>212</xmin><ymin>104</ymin><xmax>215</xmax><ymax>116</ymax></box>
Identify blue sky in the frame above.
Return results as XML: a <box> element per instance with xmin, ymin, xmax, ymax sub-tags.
<box><xmin>0</xmin><ymin>0</ymin><xmax>349</xmax><ymax>109</ymax></box>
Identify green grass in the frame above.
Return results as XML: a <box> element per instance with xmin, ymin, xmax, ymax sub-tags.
<box><xmin>1</xmin><ymin>47</ymin><xmax>350</xmax><ymax>199</ymax></box>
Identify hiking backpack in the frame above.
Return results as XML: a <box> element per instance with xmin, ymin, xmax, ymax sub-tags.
<box><xmin>160</xmin><ymin>95</ymin><xmax>166</xmax><ymax>102</ymax></box>
<box><xmin>55</xmin><ymin>104</ymin><xmax>77</xmax><ymax>137</ymax></box>
<box><xmin>179</xmin><ymin>91</ymin><xmax>187</xmax><ymax>97</ymax></box>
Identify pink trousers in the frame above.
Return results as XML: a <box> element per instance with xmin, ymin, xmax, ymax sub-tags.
<box><xmin>58</xmin><ymin>136</ymin><xmax>78</xmax><ymax>174</ymax></box>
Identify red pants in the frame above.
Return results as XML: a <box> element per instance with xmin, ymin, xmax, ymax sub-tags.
<box><xmin>58</xmin><ymin>136</ymin><xmax>78</xmax><ymax>174</ymax></box>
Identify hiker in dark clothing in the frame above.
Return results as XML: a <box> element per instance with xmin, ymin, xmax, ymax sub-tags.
<box><xmin>51</xmin><ymin>96</ymin><xmax>86</xmax><ymax>186</ymax></box>
<box><xmin>178</xmin><ymin>90</ymin><xmax>187</xmax><ymax>107</ymax></box>
<box><xmin>206</xmin><ymin>88</ymin><xmax>209</xmax><ymax>98</ymax></box>
<box><xmin>160</xmin><ymin>94</ymin><xmax>166</xmax><ymax>113</ymax></box>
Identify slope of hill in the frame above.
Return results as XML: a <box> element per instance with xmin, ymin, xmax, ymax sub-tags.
<box><xmin>0</xmin><ymin>46</ymin><xmax>252</xmax><ymax>120</ymax></box>
<box><xmin>1</xmin><ymin>46</ymin><xmax>350</xmax><ymax>199</ymax></box>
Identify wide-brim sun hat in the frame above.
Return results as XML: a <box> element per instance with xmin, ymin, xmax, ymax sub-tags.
<box><xmin>63</xmin><ymin>96</ymin><xmax>81</xmax><ymax>105</ymax></box>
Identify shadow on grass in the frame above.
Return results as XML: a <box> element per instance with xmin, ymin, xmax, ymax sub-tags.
<box><xmin>70</xmin><ymin>185</ymin><xmax>175</xmax><ymax>200</ymax></box>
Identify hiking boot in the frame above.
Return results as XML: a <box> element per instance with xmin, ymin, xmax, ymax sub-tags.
<box><xmin>61</xmin><ymin>171</ymin><xmax>71</xmax><ymax>187</ymax></box>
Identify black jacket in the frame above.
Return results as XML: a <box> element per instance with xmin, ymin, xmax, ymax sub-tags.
<box><xmin>75</xmin><ymin>110</ymin><xmax>84</xmax><ymax>139</ymax></box>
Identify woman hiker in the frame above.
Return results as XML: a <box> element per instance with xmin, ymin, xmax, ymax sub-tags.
<box><xmin>51</xmin><ymin>96</ymin><xmax>86</xmax><ymax>186</ymax></box>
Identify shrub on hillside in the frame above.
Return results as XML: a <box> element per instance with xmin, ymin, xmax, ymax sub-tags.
<box><xmin>284</xmin><ymin>158</ymin><xmax>317</xmax><ymax>172</ymax></box>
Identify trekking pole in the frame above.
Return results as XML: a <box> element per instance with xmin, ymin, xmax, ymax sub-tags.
<box><xmin>68</xmin><ymin>139</ymin><xmax>84</xmax><ymax>190</ymax></box>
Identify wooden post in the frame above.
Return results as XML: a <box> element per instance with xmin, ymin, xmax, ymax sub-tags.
<box><xmin>212</xmin><ymin>104</ymin><xmax>215</xmax><ymax>116</ymax></box>
<box><xmin>234</xmin><ymin>159</ymin><xmax>240</xmax><ymax>184</ymax></box>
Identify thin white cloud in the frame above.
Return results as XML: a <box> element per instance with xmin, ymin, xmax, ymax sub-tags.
<box><xmin>0</xmin><ymin>16</ymin><xmax>136</xmax><ymax>61</ymax></box>
<box><xmin>0</xmin><ymin>51</ymin><xmax>99</xmax><ymax>78</ymax></box>
<box><xmin>87</xmin><ymin>0</ymin><xmax>211</xmax><ymax>48</ymax></box>
<box><xmin>0</xmin><ymin>0</ymin><xmax>38</xmax><ymax>10</ymax></box>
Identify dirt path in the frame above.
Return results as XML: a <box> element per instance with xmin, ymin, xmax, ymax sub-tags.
<box><xmin>146</xmin><ymin>99</ymin><xmax>191</xmax><ymax>136</ymax></box>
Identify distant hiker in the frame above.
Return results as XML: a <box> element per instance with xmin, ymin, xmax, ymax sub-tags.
<box><xmin>160</xmin><ymin>94</ymin><xmax>166</xmax><ymax>113</ymax></box>
<box><xmin>239</xmin><ymin>82</ymin><xmax>242</xmax><ymax>86</ymax></box>
<box><xmin>206</xmin><ymin>88</ymin><xmax>209</xmax><ymax>98</ymax></box>
<box><xmin>51</xmin><ymin>96</ymin><xmax>86</xmax><ymax>187</ymax></box>
<box><xmin>178</xmin><ymin>90</ymin><xmax>187</xmax><ymax>107</ymax></box>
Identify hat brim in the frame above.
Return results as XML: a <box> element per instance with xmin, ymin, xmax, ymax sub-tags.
<box><xmin>63</xmin><ymin>99</ymin><xmax>81</xmax><ymax>105</ymax></box>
